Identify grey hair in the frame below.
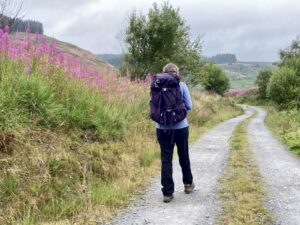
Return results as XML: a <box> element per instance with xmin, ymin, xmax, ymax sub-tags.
<box><xmin>163</xmin><ymin>63</ymin><xmax>179</xmax><ymax>75</ymax></box>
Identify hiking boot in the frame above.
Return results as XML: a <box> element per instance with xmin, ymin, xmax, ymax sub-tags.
<box><xmin>163</xmin><ymin>195</ymin><xmax>174</xmax><ymax>203</ymax></box>
<box><xmin>184</xmin><ymin>182</ymin><xmax>195</xmax><ymax>194</ymax></box>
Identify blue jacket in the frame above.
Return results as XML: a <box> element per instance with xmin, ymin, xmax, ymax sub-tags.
<box><xmin>156</xmin><ymin>81</ymin><xmax>192</xmax><ymax>129</ymax></box>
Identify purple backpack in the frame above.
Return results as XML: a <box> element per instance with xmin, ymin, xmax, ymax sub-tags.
<box><xmin>150</xmin><ymin>72</ymin><xmax>187</xmax><ymax>126</ymax></box>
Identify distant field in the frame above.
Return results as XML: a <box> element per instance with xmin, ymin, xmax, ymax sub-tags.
<box><xmin>219</xmin><ymin>61</ymin><xmax>276</xmax><ymax>88</ymax></box>
<box><xmin>230</xmin><ymin>78</ymin><xmax>256</xmax><ymax>88</ymax></box>
<box><xmin>97</xmin><ymin>53</ymin><xmax>276</xmax><ymax>89</ymax></box>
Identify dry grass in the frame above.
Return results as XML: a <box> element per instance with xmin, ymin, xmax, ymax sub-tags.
<box><xmin>1</xmin><ymin>125</ymin><xmax>160</xmax><ymax>225</ymax></box>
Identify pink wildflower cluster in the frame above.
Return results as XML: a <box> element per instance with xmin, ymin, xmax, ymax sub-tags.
<box><xmin>0</xmin><ymin>26</ymin><xmax>150</xmax><ymax>101</ymax></box>
<box><xmin>226</xmin><ymin>87</ymin><xmax>258</xmax><ymax>97</ymax></box>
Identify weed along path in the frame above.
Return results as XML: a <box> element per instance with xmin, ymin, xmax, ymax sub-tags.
<box><xmin>105</xmin><ymin>107</ymin><xmax>254</xmax><ymax>225</ymax></box>
<box><xmin>247</xmin><ymin>106</ymin><xmax>300</xmax><ymax>225</ymax></box>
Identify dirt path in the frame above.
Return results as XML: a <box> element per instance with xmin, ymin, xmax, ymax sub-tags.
<box><xmin>247</xmin><ymin>106</ymin><xmax>300</xmax><ymax>225</ymax></box>
<box><xmin>105</xmin><ymin>107</ymin><xmax>254</xmax><ymax>225</ymax></box>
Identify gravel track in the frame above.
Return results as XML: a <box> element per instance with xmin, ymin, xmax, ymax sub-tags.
<box><xmin>247</xmin><ymin>106</ymin><xmax>300</xmax><ymax>225</ymax></box>
<box><xmin>105</xmin><ymin>107</ymin><xmax>254</xmax><ymax>225</ymax></box>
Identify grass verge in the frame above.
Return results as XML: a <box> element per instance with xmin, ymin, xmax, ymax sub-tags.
<box><xmin>217</xmin><ymin>114</ymin><xmax>273</xmax><ymax>225</ymax></box>
<box><xmin>265</xmin><ymin>107</ymin><xmax>300</xmax><ymax>156</ymax></box>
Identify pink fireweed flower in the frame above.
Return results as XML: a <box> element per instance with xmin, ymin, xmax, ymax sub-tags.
<box><xmin>49</xmin><ymin>42</ymin><xmax>56</xmax><ymax>55</ymax></box>
<box><xmin>0</xmin><ymin>25</ymin><xmax>149</xmax><ymax>101</ymax></box>
<box><xmin>70</xmin><ymin>58</ymin><xmax>78</xmax><ymax>68</ymax></box>
<box><xmin>40</xmin><ymin>42</ymin><xmax>48</xmax><ymax>53</ymax></box>
<box><xmin>59</xmin><ymin>52</ymin><xmax>65</xmax><ymax>63</ymax></box>
<box><xmin>33</xmin><ymin>48</ymin><xmax>42</xmax><ymax>58</ymax></box>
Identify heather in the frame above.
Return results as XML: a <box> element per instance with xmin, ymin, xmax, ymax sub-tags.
<box><xmin>0</xmin><ymin>28</ymin><xmax>241</xmax><ymax>224</ymax></box>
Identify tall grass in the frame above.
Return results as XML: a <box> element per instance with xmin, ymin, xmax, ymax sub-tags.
<box><xmin>0</xmin><ymin>28</ymin><xmax>242</xmax><ymax>224</ymax></box>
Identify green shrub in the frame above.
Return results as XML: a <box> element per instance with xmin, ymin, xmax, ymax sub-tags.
<box><xmin>200</xmin><ymin>63</ymin><xmax>230</xmax><ymax>95</ymax></box>
<box><xmin>255</xmin><ymin>69</ymin><xmax>272</xmax><ymax>99</ymax></box>
<box><xmin>265</xmin><ymin>108</ymin><xmax>300</xmax><ymax>155</ymax></box>
<box><xmin>267</xmin><ymin>67</ymin><xmax>300</xmax><ymax>109</ymax></box>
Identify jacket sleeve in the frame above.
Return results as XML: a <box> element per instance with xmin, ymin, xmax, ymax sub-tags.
<box><xmin>181</xmin><ymin>82</ymin><xmax>192</xmax><ymax>110</ymax></box>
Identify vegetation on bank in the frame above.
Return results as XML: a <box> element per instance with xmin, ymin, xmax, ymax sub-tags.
<box><xmin>232</xmin><ymin>38</ymin><xmax>300</xmax><ymax>157</ymax></box>
<box><xmin>218</xmin><ymin>115</ymin><xmax>273</xmax><ymax>225</ymax></box>
<box><xmin>265</xmin><ymin>108</ymin><xmax>300</xmax><ymax>156</ymax></box>
<box><xmin>256</xmin><ymin>38</ymin><xmax>300</xmax><ymax>109</ymax></box>
<box><xmin>0</xmin><ymin>28</ymin><xmax>241</xmax><ymax>224</ymax></box>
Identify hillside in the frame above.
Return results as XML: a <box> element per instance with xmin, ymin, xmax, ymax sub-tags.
<box><xmin>11</xmin><ymin>32</ymin><xmax>110</xmax><ymax>69</ymax></box>
<box><xmin>219</xmin><ymin>61</ymin><xmax>276</xmax><ymax>88</ymax></box>
<box><xmin>99</xmin><ymin>54</ymin><xmax>122</xmax><ymax>67</ymax></box>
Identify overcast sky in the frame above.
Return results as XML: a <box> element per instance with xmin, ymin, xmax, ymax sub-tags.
<box><xmin>25</xmin><ymin>0</ymin><xmax>300</xmax><ymax>62</ymax></box>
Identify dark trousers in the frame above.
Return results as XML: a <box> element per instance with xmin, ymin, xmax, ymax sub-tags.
<box><xmin>156</xmin><ymin>127</ymin><xmax>193</xmax><ymax>196</ymax></box>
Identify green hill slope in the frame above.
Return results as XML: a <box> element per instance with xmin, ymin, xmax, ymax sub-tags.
<box><xmin>219</xmin><ymin>62</ymin><xmax>276</xmax><ymax>88</ymax></box>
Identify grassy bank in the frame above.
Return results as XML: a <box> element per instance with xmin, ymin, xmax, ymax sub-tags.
<box><xmin>217</xmin><ymin>115</ymin><xmax>273</xmax><ymax>225</ymax></box>
<box><xmin>0</xmin><ymin>91</ymin><xmax>241</xmax><ymax>225</ymax></box>
<box><xmin>0</xmin><ymin>30</ymin><xmax>242</xmax><ymax>225</ymax></box>
<box><xmin>265</xmin><ymin>107</ymin><xmax>300</xmax><ymax>156</ymax></box>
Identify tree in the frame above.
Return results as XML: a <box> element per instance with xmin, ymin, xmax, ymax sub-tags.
<box><xmin>279</xmin><ymin>37</ymin><xmax>300</xmax><ymax>70</ymax></box>
<box><xmin>267</xmin><ymin>38</ymin><xmax>300</xmax><ymax>109</ymax></box>
<box><xmin>267</xmin><ymin>67</ymin><xmax>300</xmax><ymax>108</ymax></box>
<box><xmin>0</xmin><ymin>0</ymin><xmax>25</xmax><ymax>28</ymax></box>
<box><xmin>200</xmin><ymin>63</ymin><xmax>230</xmax><ymax>95</ymax></box>
<box><xmin>122</xmin><ymin>2</ymin><xmax>201</xmax><ymax>80</ymax></box>
<box><xmin>255</xmin><ymin>69</ymin><xmax>272</xmax><ymax>99</ymax></box>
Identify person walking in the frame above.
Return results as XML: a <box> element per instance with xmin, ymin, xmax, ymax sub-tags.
<box><xmin>150</xmin><ymin>63</ymin><xmax>195</xmax><ymax>203</ymax></box>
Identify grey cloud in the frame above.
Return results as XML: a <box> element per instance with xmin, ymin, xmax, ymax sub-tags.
<box><xmin>181</xmin><ymin>0</ymin><xmax>300</xmax><ymax>61</ymax></box>
<box><xmin>25</xmin><ymin>0</ymin><xmax>300</xmax><ymax>61</ymax></box>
